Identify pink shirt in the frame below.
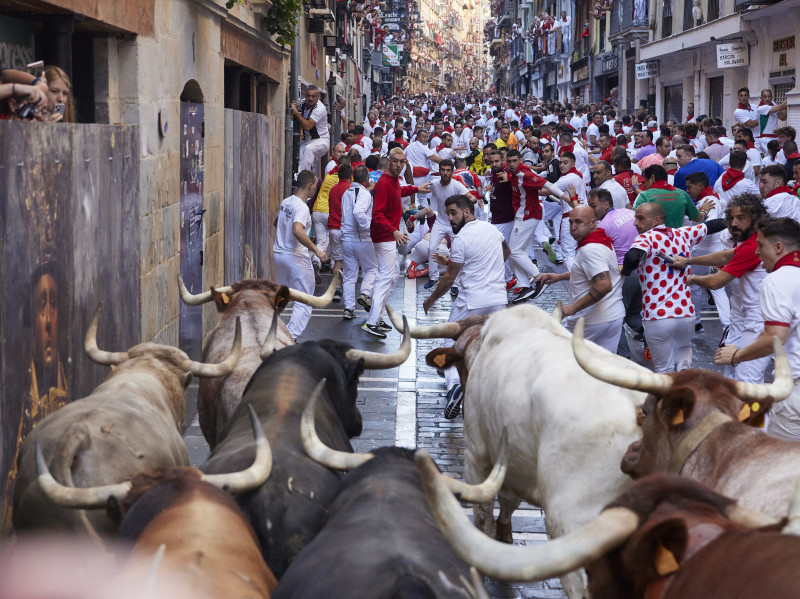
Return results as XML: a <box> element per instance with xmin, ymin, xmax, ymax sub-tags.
<box><xmin>598</xmin><ymin>208</ymin><xmax>638</xmax><ymax>265</ymax></box>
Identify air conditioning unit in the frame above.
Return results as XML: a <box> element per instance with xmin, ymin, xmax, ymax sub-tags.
<box><xmin>309</xmin><ymin>7</ymin><xmax>335</xmax><ymax>20</ymax></box>
<box><xmin>308</xmin><ymin>18</ymin><xmax>325</xmax><ymax>33</ymax></box>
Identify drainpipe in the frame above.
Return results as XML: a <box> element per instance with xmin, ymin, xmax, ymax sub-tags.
<box><xmin>286</xmin><ymin>24</ymin><xmax>301</xmax><ymax>195</ymax></box>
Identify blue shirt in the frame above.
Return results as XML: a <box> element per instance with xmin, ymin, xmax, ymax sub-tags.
<box><xmin>368</xmin><ymin>170</ymin><xmax>383</xmax><ymax>184</ymax></box>
<box><xmin>673</xmin><ymin>158</ymin><xmax>725</xmax><ymax>191</ymax></box>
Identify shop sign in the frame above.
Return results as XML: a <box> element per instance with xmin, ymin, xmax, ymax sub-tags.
<box><xmin>601</xmin><ymin>55</ymin><xmax>618</xmax><ymax>73</ymax></box>
<box><xmin>773</xmin><ymin>36</ymin><xmax>795</xmax><ymax>53</ymax></box>
<box><xmin>0</xmin><ymin>16</ymin><xmax>35</xmax><ymax>70</ymax></box>
<box><xmin>383</xmin><ymin>44</ymin><xmax>400</xmax><ymax>66</ymax></box>
<box><xmin>716</xmin><ymin>43</ymin><xmax>749</xmax><ymax>69</ymax></box>
<box><xmin>572</xmin><ymin>65</ymin><xmax>589</xmax><ymax>82</ymax></box>
<box><xmin>635</xmin><ymin>61</ymin><xmax>658</xmax><ymax>79</ymax></box>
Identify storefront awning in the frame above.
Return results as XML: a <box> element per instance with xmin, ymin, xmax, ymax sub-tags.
<box><xmin>639</xmin><ymin>13</ymin><xmax>746</xmax><ymax>61</ymax></box>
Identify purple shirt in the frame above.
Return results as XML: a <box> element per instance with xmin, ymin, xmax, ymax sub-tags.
<box><xmin>598</xmin><ymin>208</ymin><xmax>638</xmax><ymax>265</ymax></box>
<box><xmin>635</xmin><ymin>144</ymin><xmax>657</xmax><ymax>162</ymax></box>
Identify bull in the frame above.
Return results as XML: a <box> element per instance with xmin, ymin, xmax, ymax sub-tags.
<box><xmin>272</xmin><ymin>381</ymin><xmax>502</xmax><ymax>598</ymax></box>
<box><xmin>178</xmin><ymin>272</ymin><xmax>339</xmax><ymax>447</ymax></box>
<box><xmin>200</xmin><ymin>311</ymin><xmax>412</xmax><ymax>577</ymax></box>
<box><xmin>35</xmin><ymin>405</ymin><xmax>276</xmax><ymax>599</ymax></box>
<box><xmin>571</xmin><ymin>317</ymin><xmax>799</xmax><ymax>521</ymax></box>
<box><xmin>418</xmin><ymin>456</ymin><xmax>800</xmax><ymax>599</ymax></box>
<box><xmin>12</xmin><ymin>304</ymin><xmax>242</xmax><ymax>538</ymax></box>
<box><xmin>387</xmin><ymin>304</ymin><xmax>648</xmax><ymax>599</ymax></box>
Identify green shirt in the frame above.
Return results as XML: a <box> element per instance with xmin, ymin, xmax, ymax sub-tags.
<box><xmin>634</xmin><ymin>184</ymin><xmax>699</xmax><ymax>228</ymax></box>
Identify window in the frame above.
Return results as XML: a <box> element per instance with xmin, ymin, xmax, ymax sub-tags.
<box><xmin>774</xmin><ymin>81</ymin><xmax>794</xmax><ymax>104</ymax></box>
<box><xmin>663</xmin><ymin>84</ymin><xmax>682</xmax><ymax>123</ymax></box>
<box><xmin>662</xmin><ymin>0</ymin><xmax>673</xmax><ymax>38</ymax></box>
<box><xmin>707</xmin><ymin>0</ymin><xmax>720</xmax><ymax>21</ymax></box>
<box><xmin>683</xmin><ymin>0</ymin><xmax>695</xmax><ymax>30</ymax></box>
<box><xmin>708</xmin><ymin>76</ymin><xmax>723</xmax><ymax>120</ymax></box>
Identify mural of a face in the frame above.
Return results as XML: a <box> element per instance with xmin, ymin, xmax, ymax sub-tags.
<box><xmin>34</xmin><ymin>273</ymin><xmax>58</xmax><ymax>379</ymax></box>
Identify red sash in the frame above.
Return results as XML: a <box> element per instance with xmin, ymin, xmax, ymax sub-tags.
<box><xmin>774</xmin><ymin>251</ymin><xmax>800</xmax><ymax>270</ymax></box>
<box><xmin>412</xmin><ymin>166</ymin><xmax>431</xmax><ymax>177</ymax></box>
<box><xmin>721</xmin><ymin>169</ymin><xmax>745</xmax><ymax>191</ymax></box>
<box><xmin>577</xmin><ymin>228</ymin><xmax>614</xmax><ymax>251</ymax></box>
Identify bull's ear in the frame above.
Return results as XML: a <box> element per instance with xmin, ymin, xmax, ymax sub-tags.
<box><xmin>737</xmin><ymin>399</ymin><xmax>770</xmax><ymax>428</ymax></box>
<box><xmin>274</xmin><ymin>286</ymin><xmax>291</xmax><ymax>312</ymax></box>
<box><xmin>211</xmin><ymin>287</ymin><xmax>231</xmax><ymax>311</ymax></box>
<box><xmin>620</xmin><ymin>517</ymin><xmax>687</xmax><ymax>583</ymax></box>
<box><xmin>425</xmin><ymin>347</ymin><xmax>461</xmax><ymax>369</ymax></box>
<box><xmin>106</xmin><ymin>496</ymin><xmax>126</xmax><ymax>525</ymax></box>
<box><xmin>657</xmin><ymin>394</ymin><xmax>695</xmax><ymax>428</ymax></box>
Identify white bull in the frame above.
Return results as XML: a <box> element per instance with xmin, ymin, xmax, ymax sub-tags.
<box><xmin>390</xmin><ymin>304</ymin><xmax>648</xmax><ymax>599</ymax></box>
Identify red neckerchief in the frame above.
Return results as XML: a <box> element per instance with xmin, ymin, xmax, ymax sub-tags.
<box><xmin>758</xmin><ymin>101</ymin><xmax>772</xmax><ymax>107</ymax></box>
<box><xmin>707</xmin><ymin>140</ymin><xmax>723</xmax><ymax>146</ymax></box>
<box><xmin>566</xmin><ymin>167</ymin><xmax>583</xmax><ymax>179</ymax></box>
<box><xmin>354</xmin><ymin>134</ymin><xmax>364</xmax><ymax>145</ymax></box>
<box><xmin>737</xmin><ymin>102</ymin><xmax>751</xmax><ymax>110</ymax></box>
<box><xmin>698</xmin><ymin>186</ymin><xmax>718</xmax><ymax>200</ymax></box>
<box><xmin>371</xmin><ymin>147</ymin><xmax>382</xmax><ymax>153</ymax></box>
<box><xmin>330</xmin><ymin>166</ymin><xmax>339</xmax><ymax>174</ymax></box>
<box><xmin>665</xmin><ymin>166</ymin><xmax>678</xmax><ymax>175</ymax></box>
<box><xmin>369</xmin><ymin>119</ymin><xmax>377</xmax><ymax>127</ymax></box>
<box><xmin>577</xmin><ymin>228</ymin><xmax>614</xmax><ymax>251</ymax></box>
<box><xmin>558</xmin><ymin>143</ymin><xmax>574</xmax><ymax>156</ymax></box>
<box><xmin>687</xmin><ymin>136</ymin><xmax>696</xmax><ymax>140</ymax></box>
<box><xmin>768</xmin><ymin>185</ymin><xmax>794</xmax><ymax>198</ymax></box>
<box><xmin>774</xmin><ymin>251</ymin><xmax>800</xmax><ymax>270</ymax></box>
<box><xmin>436</xmin><ymin>142</ymin><xmax>447</xmax><ymax>152</ymax></box>
<box><xmin>686</xmin><ymin>114</ymin><xmax>693</xmax><ymax>121</ymax></box>
<box><xmin>747</xmin><ymin>141</ymin><xmax>755</xmax><ymax>149</ymax></box>
<box><xmin>649</xmin><ymin>180</ymin><xmax>676</xmax><ymax>191</ymax></box>
<box><xmin>721</xmin><ymin>169</ymin><xmax>745</xmax><ymax>191</ymax></box>
<box><xmin>786</xmin><ymin>151</ymin><xmax>800</xmax><ymax>160</ymax></box>
<box><xmin>648</xmin><ymin>128</ymin><xmax>657</xmax><ymax>133</ymax></box>
<box><xmin>652</xmin><ymin>225</ymin><xmax>674</xmax><ymax>240</ymax></box>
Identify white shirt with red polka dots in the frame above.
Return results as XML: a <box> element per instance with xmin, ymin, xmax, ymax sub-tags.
<box><xmin>631</xmin><ymin>224</ymin><xmax>708</xmax><ymax>321</ymax></box>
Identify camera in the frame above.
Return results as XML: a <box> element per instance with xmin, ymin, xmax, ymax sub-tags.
<box><xmin>17</xmin><ymin>102</ymin><xmax>38</xmax><ymax>120</ymax></box>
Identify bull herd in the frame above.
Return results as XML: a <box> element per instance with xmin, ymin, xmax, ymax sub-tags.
<box><xmin>8</xmin><ymin>272</ymin><xmax>800</xmax><ymax>599</ymax></box>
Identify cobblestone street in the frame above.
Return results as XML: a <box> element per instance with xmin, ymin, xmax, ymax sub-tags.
<box><xmin>182</xmin><ymin>244</ymin><xmax>728</xmax><ymax>598</ymax></box>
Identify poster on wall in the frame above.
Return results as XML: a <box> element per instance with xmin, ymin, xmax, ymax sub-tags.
<box><xmin>716</xmin><ymin>43</ymin><xmax>749</xmax><ymax>69</ymax></box>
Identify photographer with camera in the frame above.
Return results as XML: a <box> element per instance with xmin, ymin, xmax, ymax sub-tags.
<box><xmin>1</xmin><ymin>66</ymin><xmax>63</xmax><ymax>122</ymax></box>
<box><xmin>291</xmin><ymin>85</ymin><xmax>330</xmax><ymax>174</ymax></box>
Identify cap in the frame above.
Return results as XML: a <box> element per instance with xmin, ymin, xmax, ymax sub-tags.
<box><xmin>647</xmin><ymin>120</ymin><xmax>657</xmax><ymax>128</ymax></box>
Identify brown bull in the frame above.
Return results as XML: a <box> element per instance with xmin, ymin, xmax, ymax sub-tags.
<box><xmin>36</xmin><ymin>405</ymin><xmax>276</xmax><ymax>599</ymax></box>
<box><xmin>571</xmin><ymin>317</ymin><xmax>800</xmax><ymax>520</ymax></box>
<box><xmin>178</xmin><ymin>273</ymin><xmax>339</xmax><ymax>447</ymax></box>
<box><xmin>13</xmin><ymin>304</ymin><xmax>241</xmax><ymax>537</ymax></box>
<box><xmin>418</xmin><ymin>451</ymin><xmax>800</xmax><ymax>599</ymax></box>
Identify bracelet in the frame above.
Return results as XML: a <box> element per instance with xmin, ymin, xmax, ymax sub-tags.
<box><xmin>32</xmin><ymin>77</ymin><xmax>41</xmax><ymax>85</ymax></box>
<box><xmin>11</xmin><ymin>83</ymin><xmax>15</xmax><ymax>98</ymax></box>
<box><xmin>730</xmin><ymin>348</ymin><xmax>739</xmax><ymax>367</ymax></box>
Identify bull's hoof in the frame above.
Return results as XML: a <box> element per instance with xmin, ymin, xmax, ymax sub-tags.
<box><xmin>495</xmin><ymin>521</ymin><xmax>513</xmax><ymax>544</ymax></box>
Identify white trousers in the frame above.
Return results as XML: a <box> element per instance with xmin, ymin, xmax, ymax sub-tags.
<box><xmin>299</xmin><ymin>137</ymin><xmax>330</xmax><ymax>174</ymax></box>
<box><xmin>329</xmin><ymin>229</ymin><xmax>343</xmax><ymax>262</ymax></box>
<box><xmin>274</xmin><ymin>252</ymin><xmax>314</xmax><ymax>339</ymax></box>
<box><xmin>768</xmin><ymin>380</ymin><xmax>800</xmax><ymax>441</ymax></box>
<box><xmin>534</xmin><ymin>200</ymin><xmax>561</xmax><ymax>244</ymax></box>
<box><xmin>413</xmin><ymin>175</ymin><xmax>430</xmax><ymax>207</ymax></box>
<box><xmin>444</xmin><ymin>300</ymin><xmax>506</xmax><ymax>389</ymax></box>
<box><xmin>566</xmin><ymin>317</ymin><xmax>623</xmax><ymax>354</ymax></box>
<box><xmin>428</xmin><ymin>220</ymin><xmax>453</xmax><ymax>282</ymax></box>
<box><xmin>493</xmin><ymin>220</ymin><xmax>514</xmax><ymax>281</ymax></box>
<box><xmin>723</xmin><ymin>321</ymin><xmax>771</xmax><ymax>384</ymax></box>
<box><xmin>689</xmin><ymin>261</ymin><xmax>730</xmax><ymax>328</ymax></box>
<box><xmin>508</xmin><ymin>217</ymin><xmax>541</xmax><ymax>283</ymax></box>
<box><xmin>343</xmin><ymin>239</ymin><xmax>378</xmax><ymax>311</ymax></box>
<box><xmin>557</xmin><ymin>214</ymin><xmax>577</xmax><ymax>270</ymax></box>
<box><xmin>643</xmin><ymin>317</ymin><xmax>694</xmax><ymax>373</ymax></box>
<box><xmin>367</xmin><ymin>241</ymin><xmax>399</xmax><ymax>326</ymax></box>
<box><xmin>311</xmin><ymin>212</ymin><xmax>329</xmax><ymax>265</ymax></box>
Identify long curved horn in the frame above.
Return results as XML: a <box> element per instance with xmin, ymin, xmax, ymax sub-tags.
<box><xmin>260</xmin><ymin>309</ymin><xmax>280</xmax><ymax>361</ymax></box>
<box><xmin>301</xmin><ymin>379</ymin><xmax>373</xmax><ymax>470</ymax></box>
<box><xmin>36</xmin><ymin>442</ymin><xmax>131</xmax><ymax>508</ymax></box>
<box><xmin>469</xmin><ymin>567</ymin><xmax>490</xmax><ymax>599</ymax></box>
<box><xmin>441</xmin><ymin>427</ymin><xmax>508</xmax><ymax>503</ymax></box>
<box><xmin>289</xmin><ymin>270</ymin><xmax>341</xmax><ymax>308</ymax></box>
<box><xmin>386</xmin><ymin>305</ymin><xmax>462</xmax><ymax>339</ymax></box>
<box><xmin>85</xmin><ymin>303</ymin><xmax>129</xmax><ymax>366</ymax></box>
<box><xmin>201</xmin><ymin>404</ymin><xmax>272</xmax><ymax>492</ymax></box>
<box><xmin>724</xmin><ymin>503</ymin><xmax>778</xmax><ymax>529</ymax></box>
<box><xmin>183</xmin><ymin>317</ymin><xmax>243</xmax><ymax>378</ymax></box>
<box><xmin>734</xmin><ymin>337</ymin><xmax>794</xmax><ymax>404</ymax></box>
<box><xmin>346</xmin><ymin>315</ymin><xmax>412</xmax><ymax>369</ymax></box>
<box><xmin>415</xmin><ymin>449</ymin><xmax>639</xmax><ymax>581</ymax></box>
<box><xmin>572</xmin><ymin>317</ymin><xmax>672</xmax><ymax>395</ymax></box>
<box><xmin>177</xmin><ymin>273</ymin><xmax>233</xmax><ymax>306</ymax></box>
<box><xmin>552</xmin><ymin>300</ymin><xmax>563</xmax><ymax>322</ymax></box>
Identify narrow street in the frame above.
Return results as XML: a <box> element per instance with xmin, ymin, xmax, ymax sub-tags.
<box><xmin>182</xmin><ymin>244</ymin><xmax>727</xmax><ymax>599</ymax></box>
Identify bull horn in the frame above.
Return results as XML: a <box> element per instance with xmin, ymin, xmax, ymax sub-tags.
<box><xmin>469</xmin><ymin>567</ymin><xmax>490</xmax><ymax>599</ymax></box>
<box><xmin>202</xmin><ymin>404</ymin><xmax>272</xmax><ymax>493</ymax></box>
<box><xmin>441</xmin><ymin>427</ymin><xmax>508</xmax><ymax>503</ymax></box>
<box><xmin>572</xmin><ymin>317</ymin><xmax>672</xmax><ymax>395</ymax></box>
<box><xmin>724</xmin><ymin>503</ymin><xmax>779</xmax><ymax>529</ymax></box>
<box><xmin>260</xmin><ymin>309</ymin><xmax>280</xmax><ymax>361</ymax></box>
<box><xmin>182</xmin><ymin>317</ymin><xmax>242</xmax><ymax>378</ymax></box>
<box><xmin>346</xmin><ymin>315</ymin><xmax>411</xmax><ymax>369</ymax></box>
<box><xmin>289</xmin><ymin>270</ymin><xmax>341</xmax><ymax>308</ymax></box>
<box><xmin>36</xmin><ymin>441</ymin><xmax>132</xmax><ymax>508</ymax></box>
<box><xmin>143</xmin><ymin>544</ymin><xmax>167</xmax><ymax>593</ymax></box>
<box><xmin>177</xmin><ymin>273</ymin><xmax>233</xmax><ymax>306</ymax></box>
<box><xmin>301</xmin><ymin>379</ymin><xmax>373</xmax><ymax>470</ymax></box>
<box><xmin>415</xmin><ymin>449</ymin><xmax>639</xmax><ymax>581</ymax></box>
<box><xmin>552</xmin><ymin>300</ymin><xmax>563</xmax><ymax>322</ymax></box>
<box><xmin>734</xmin><ymin>337</ymin><xmax>794</xmax><ymax>404</ymax></box>
<box><xmin>386</xmin><ymin>305</ymin><xmax>462</xmax><ymax>339</ymax></box>
<box><xmin>783</xmin><ymin>480</ymin><xmax>800</xmax><ymax>536</ymax></box>
<box><xmin>85</xmin><ymin>303</ymin><xmax>129</xmax><ymax>366</ymax></box>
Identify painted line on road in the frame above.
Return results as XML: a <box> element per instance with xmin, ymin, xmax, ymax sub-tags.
<box><xmin>395</xmin><ymin>276</ymin><xmax>418</xmax><ymax>448</ymax></box>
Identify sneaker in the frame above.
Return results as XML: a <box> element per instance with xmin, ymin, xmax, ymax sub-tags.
<box><xmin>695</xmin><ymin>322</ymin><xmax>705</xmax><ymax>335</ymax></box>
<box><xmin>554</xmin><ymin>259</ymin><xmax>565</xmax><ymax>265</ymax></box>
<box><xmin>505</xmin><ymin>277</ymin><xmax>517</xmax><ymax>291</ymax></box>
<box><xmin>444</xmin><ymin>384</ymin><xmax>464</xmax><ymax>419</ymax></box>
<box><xmin>424</xmin><ymin>279</ymin><xmax>438</xmax><ymax>289</ymax></box>
<box><xmin>320</xmin><ymin>261</ymin><xmax>332</xmax><ymax>273</ymax></box>
<box><xmin>511</xmin><ymin>287</ymin><xmax>534</xmax><ymax>304</ymax></box>
<box><xmin>719</xmin><ymin>325</ymin><xmax>730</xmax><ymax>348</ymax></box>
<box><xmin>511</xmin><ymin>281</ymin><xmax>548</xmax><ymax>304</ymax></box>
<box><xmin>450</xmin><ymin>286</ymin><xmax>459</xmax><ymax>297</ymax></box>
<box><xmin>549</xmin><ymin>236</ymin><xmax>556</xmax><ymax>245</ymax></box>
<box><xmin>643</xmin><ymin>345</ymin><xmax>652</xmax><ymax>361</ymax></box>
<box><xmin>542</xmin><ymin>241</ymin><xmax>558</xmax><ymax>264</ymax></box>
<box><xmin>361</xmin><ymin>322</ymin><xmax>387</xmax><ymax>338</ymax></box>
<box><xmin>377</xmin><ymin>319</ymin><xmax>392</xmax><ymax>332</ymax></box>
<box><xmin>343</xmin><ymin>309</ymin><xmax>355</xmax><ymax>320</ymax></box>
<box><xmin>313</xmin><ymin>261</ymin><xmax>322</xmax><ymax>284</ymax></box>
<box><xmin>357</xmin><ymin>293</ymin><xmax>372</xmax><ymax>312</ymax></box>
<box><xmin>333</xmin><ymin>287</ymin><xmax>342</xmax><ymax>302</ymax></box>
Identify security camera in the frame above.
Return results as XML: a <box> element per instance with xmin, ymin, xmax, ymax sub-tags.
<box><xmin>710</xmin><ymin>36</ymin><xmax>716</xmax><ymax>41</ymax></box>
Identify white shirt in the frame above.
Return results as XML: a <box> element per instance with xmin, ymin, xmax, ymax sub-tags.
<box><xmin>572</xmin><ymin>144</ymin><xmax>591</xmax><ymax>182</ymax></box>
<box><xmin>325</xmin><ymin>159</ymin><xmax>337</xmax><ymax>175</ymax></box>
<box><xmin>761</xmin><ymin>265</ymin><xmax>800</xmax><ymax>378</ymax></box>
<box><xmin>713</xmin><ymin>174</ymin><xmax>758</xmax><ymax>208</ymax></box>
<box><xmin>430</xmin><ymin>178</ymin><xmax>469</xmax><ymax>221</ymax></box>
<box><xmin>570</xmin><ymin>116</ymin><xmax>584</xmax><ymax>132</ymax></box>
<box><xmin>587</xmin><ymin>123</ymin><xmax>600</xmax><ymax>148</ymax></box>
<box><xmin>692</xmin><ymin>193</ymin><xmax>725</xmax><ymax>254</ymax></box>
<box><xmin>764</xmin><ymin>191</ymin><xmax>800</xmax><ymax>223</ymax></box>
<box><xmin>554</xmin><ymin>172</ymin><xmax>587</xmax><ymax>209</ymax></box>
<box><xmin>406</xmin><ymin>140</ymin><xmax>434</xmax><ymax>169</ymax></box>
<box><xmin>341</xmin><ymin>183</ymin><xmax>373</xmax><ymax>243</ymax></box>
<box><xmin>273</xmin><ymin>195</ymin><xmax>311</xmax><ymax>257</ymax></box>
<box><xmin>757</xmin><ymin>103</ymin><xmax>780</xmax><ymax>137</ymax></box>
<box><xmin>599</xmin><ymin>179</ymin><xmax>630</xmax><ymax>210</ymax></box>
<box><xmin>449</xmin><ymin>219</ymin><xmax>507</xmax><ymax>309</ymax></box>
<box><xmin>568</xmin><ymin>242</ymin><xmax>624</xmax><ymax>326</ymax></box>
<box><xmin>734</xmin><ymin>103</ymin><xmax>759</xmax><ymax>136</ymax></box>
<box><xmin>302</xmin><ymin>101</ymin><xmax>329</xmax><ymax>141</ymax></box>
